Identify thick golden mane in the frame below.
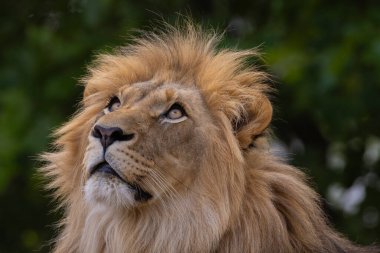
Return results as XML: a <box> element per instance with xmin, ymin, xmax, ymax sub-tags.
<box><xmin>41</xmin><ymin>23</ymin><xmax>378</xmax><ymax>253</ymax></box>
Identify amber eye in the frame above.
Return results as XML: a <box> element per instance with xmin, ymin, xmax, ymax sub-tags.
<box><xmin>162</xmin><ymin>103</ymin><xmax>187</xmax><ymax>123</ymax></box>
<box><xmin>105</xmin><ymin>96</ymin><xmax>121</xmax><ymax>113</ymax></box>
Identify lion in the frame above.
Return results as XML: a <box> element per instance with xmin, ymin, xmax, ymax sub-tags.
<box><xmin>41</xmin><ymin>22</ymin><xmax>378</xmax><ymax>253</ymax></box>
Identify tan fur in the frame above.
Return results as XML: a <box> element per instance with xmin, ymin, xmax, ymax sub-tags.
<box><xmin>41</xmin><ymin>22</ymin><xmax>378</xmax><ymax>253</ymax></box>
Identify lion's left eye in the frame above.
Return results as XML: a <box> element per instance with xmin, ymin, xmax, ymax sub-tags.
<box><xmin>104</xmin><ymin>96</ymin><xmax>121</xmax><ymax>113</ymax></box>
<box><xmin>162</xmin><ymin>103</ymin><xmax>187</xmax><ymax>123</ymax></box>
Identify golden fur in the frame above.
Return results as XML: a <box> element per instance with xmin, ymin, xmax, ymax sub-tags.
<box><xmin>41</xmin><ymin>23</ymin><xmax>378</xmax><ymax>253</ymax></box>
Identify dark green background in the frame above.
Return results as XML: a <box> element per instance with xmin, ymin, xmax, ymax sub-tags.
<box><xmin>1</xmin><ymin>1</ymin><xmax>379</xmax><ymax>252</ymax></box>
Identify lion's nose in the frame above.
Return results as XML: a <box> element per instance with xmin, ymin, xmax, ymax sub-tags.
<box><xmin>92</xmin><ymin>125</ymin><xmax>135</xmax><ymax>150</ymax></box>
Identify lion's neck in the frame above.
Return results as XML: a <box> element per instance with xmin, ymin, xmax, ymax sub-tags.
<box><xmin>79</xmin><ymin>191</ymin><xmax>231</xmax><ymax>253</ymax></box>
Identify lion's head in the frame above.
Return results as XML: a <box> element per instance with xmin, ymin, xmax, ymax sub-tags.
<box><xmin>83</xmin><ymin>67</ymin><xmax>271</xmax><ymax>211</ymax></box>
<box><xmin>42</xmin><ymin>23</ymin><xmax>377</xmax><ymax>253</ymax></box>
<box><xmin>59</xmin><ymin>25</ymin><xmax>271</xmax><ymax>211</ymax></box>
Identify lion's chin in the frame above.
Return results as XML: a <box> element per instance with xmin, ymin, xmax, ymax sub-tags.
<box><xmin>84</xmin><ymin>162</ymin><xmax>152</xmax><ymax>208</ymax></box>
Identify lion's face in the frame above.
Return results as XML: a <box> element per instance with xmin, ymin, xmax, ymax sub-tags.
<box><xmin>84</xmin><ymin>81</ymin><xmax>214</xmax><ymax>208</ymax></box>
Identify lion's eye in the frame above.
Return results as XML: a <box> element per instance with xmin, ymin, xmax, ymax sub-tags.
<box><xmin>162</xmin><ymin>103</ymin><xmax>187</xmax><ymax>123</ymax></box>
<box><xmin>168</xmin><ymin>108</ymin><xmax>183</xmax><ymax>119</ymax></box>
<box><xmin>104</xmin><ymin>96</ymin><xmax>121</xmax><ymax>113</ymax></box>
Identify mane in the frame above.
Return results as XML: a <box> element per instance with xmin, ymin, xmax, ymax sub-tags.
<box><xmin>41</xmin><ymin>22</ymin><xmax>378</xmax><ymax>253</ymax></box>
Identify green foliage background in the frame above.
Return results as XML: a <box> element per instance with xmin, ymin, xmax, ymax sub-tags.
<box><xmin>0</xmin><ymin>1</ymin><xmax>379</xmax><ymax>252</ymax></box>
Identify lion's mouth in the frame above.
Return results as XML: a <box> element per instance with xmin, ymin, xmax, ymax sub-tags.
<box><xmin>90</xmin><ymin>162</ymin><xmax>152</xmax><ymax>202</ymax></box>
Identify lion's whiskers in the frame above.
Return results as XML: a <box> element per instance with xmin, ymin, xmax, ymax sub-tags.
<box><xmin>149</xmin><ymin>169</ymin><xmax>177</xmax><ymax>201</ymax></box>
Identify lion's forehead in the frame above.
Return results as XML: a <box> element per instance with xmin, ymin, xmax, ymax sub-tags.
<box><xmin>114</xmin><ymin>81</ymin><xmax>205</xmax><ymax>115</ymax></box>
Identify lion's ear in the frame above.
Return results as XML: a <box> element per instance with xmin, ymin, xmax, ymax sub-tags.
<box><xmin>233</xmin><ymin>95</ymin><xmax>272</xmax><ymax>149</ymax></box>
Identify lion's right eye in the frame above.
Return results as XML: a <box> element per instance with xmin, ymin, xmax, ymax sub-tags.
<box><xmin>104</xmin><ymin>96</ymin><xmax>121</xmax><ymax>113</ymax></box>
